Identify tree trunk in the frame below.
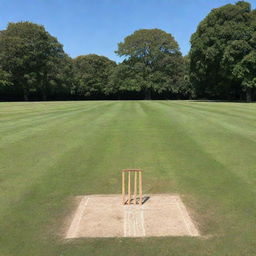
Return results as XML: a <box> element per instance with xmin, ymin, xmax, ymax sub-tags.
<box><xmin>23</xmin><ymin>87</ymin><xmax>28</xmax><ymax>101</ymax></box>
<box><xmin>144</xmin><ymin>89</ymin><xmax>151</xmax><ymax>100</ymax></box>
<box><xmin>246</xmin><ymin>87</ymin><xmax>252</xmax><ymax>102</ymax></box>
<box><xmin>42</xmin><ymin>89</ymin><xmax>47</xmax><ymax>101</ymax></box>
<box><xmin>41</xmin><ymin>76</ymin><xmax>47</xmax><ymax>101</ymax></box>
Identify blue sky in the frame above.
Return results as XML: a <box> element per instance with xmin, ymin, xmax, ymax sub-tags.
<box><xmin>0</xmin><ymin>0</ymin><xmax>255</xmax><ymax>62</ymax></box>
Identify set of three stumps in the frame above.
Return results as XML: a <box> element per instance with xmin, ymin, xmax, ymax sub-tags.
<box><xmin>122</xmin><ymin>169</ymin><xmax>143</xmax><ymax>205</ymax></box>
<box><xmin>65</xmin><ymin>169</ymin><xmax>200</xmax><ymax>238</ymax></box>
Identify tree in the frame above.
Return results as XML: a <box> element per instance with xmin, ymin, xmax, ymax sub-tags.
<box><xmin>115</xmin><ymin>29</ymin><xmax>183</xmax><ymax>99</ymax></box>
<box><xmin>0</xmin><ymin>68</ymin><xmax>13</xmax><ymax>100</ymax></box>
<box><xmin>0</xmin><ymin>22</ymin><xmax>66</xmax><ymax>100</ymax></box>
<box><xmin>106</xmin><ymin>60</ymin><xmax>144</xmax><ymax>99</ymax></box>
<box><xmin>177</xmin><ymin>56</ymin><xmax>194</xmax><ymax>99</ymax></box>
<box><xmin>232</xmin><ymin>51</ymin><xmax>256</xmax><ymax>102</ymax></box>
<box><xmin>0</xmin><ymin>68</ymin><xmax>12</xmax><ymax>87</ymax></box>
<box><xmin>73</xmin><ymin>54</ymin><xmax>116</xmax><ymax>98</ymax></box>
<box><xmin>190</xmin><ymin>1</ymin><xmax>256</xmax><ymax>102</ymax></box>
<box><xmin>44</xmin><ymin>54</ymin><xmax>75</xmax><ymax>99</ymax></box>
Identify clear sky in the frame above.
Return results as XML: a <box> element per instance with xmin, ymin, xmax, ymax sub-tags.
<box><xmin>0</xmin><ymin>0</ymin><xmax>255</xmax><ymax>62</ymax></box>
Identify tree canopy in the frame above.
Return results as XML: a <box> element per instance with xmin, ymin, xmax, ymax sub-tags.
<box><xmin>0</xmin><ymin>22</ymin><xmax>67</xmax><ymax>100</ymax></box>
<box><xmin>190</xmin><ymin>1</ymin><xmax>256</xmax><ymax>101</ymax></box>
<box><xmin>115</xmin><ymin>29</ymin><xmax>184</xmax><ymax>99</ymax></box>
<box><xmin>1</xmin><ymin>3</ymin><xmax>256</xmax><ymax>102</ymax></box>
<box><xmin>73</xmin><ymin>54</ymin><xmax>116</xmax><ymax>98</ymax></box>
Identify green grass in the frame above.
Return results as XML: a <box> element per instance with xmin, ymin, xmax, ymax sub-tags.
<box><xmin>0</xmin><ymin>101</ymin><xmax>256</xmax><ymax>256</ymax></box>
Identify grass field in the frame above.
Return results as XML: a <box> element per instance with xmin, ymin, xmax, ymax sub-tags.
<box><xmin>0</xmin><ymin>101</ymin><xmax>256</xmax><ymax>256</ymax></box>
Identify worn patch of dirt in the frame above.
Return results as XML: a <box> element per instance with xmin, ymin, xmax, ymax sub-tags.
<box><xmin>65</xmin><ymin>194</ymin><xmax>200</xmax><ymax>238</ymax></box>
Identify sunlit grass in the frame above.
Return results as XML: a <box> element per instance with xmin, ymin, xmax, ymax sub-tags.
<box><xmin>0</xmin><ymin>101</ymin><xmax>256</xmax><ymax>256</ymax></box>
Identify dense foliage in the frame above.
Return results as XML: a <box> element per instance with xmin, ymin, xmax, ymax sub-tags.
<box><xmin>114</xmin><ymin>29</ymin><xmax>185</xmax><ymax>99</ymax></box>
<box><xmin>73</xmin><ymin>54</ymin><xmax>116</xmax><ymax>99</ymax></box>
<box><xmin>190</xmin><ymin>1</ymin><xmax>256</xmax><ymax>102</ymax></box>
<box><xmin>0</xmin><ymin>22</ymin><xmax>71</xmax><ymax>100</ymax></box>
<box><xmin>0</xmin><ymin>2</ymin><xmax>256</xmax><ymax>101</ymax></box>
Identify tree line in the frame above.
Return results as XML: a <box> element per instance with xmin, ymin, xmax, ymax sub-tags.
<box><xmin>0</xmin><ymin>1</ymin><xmax>255</xmax><ymax>101</ymax></box>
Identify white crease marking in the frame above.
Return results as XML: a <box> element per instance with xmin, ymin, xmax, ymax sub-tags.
<box><xmin>133</xmin><ymin>211</ymin><xmax>136</xmax><ymax>236</ymax></box>
<box><xmin>66</xmin><ymin>197</ymin><xmax>89</xmax><ymax>238</ymax></box>
<box><xmin>176</xmin><ymin>197</ymin><xmax>192</xmax><ymax>236</ymax></box>
<box><xmin>123</xmin><ymin>209</ymin><xmax>127</xmax><ymax>237</ymax></box>
<box><xmin>140</xmin><ymin>210</ymin><xmax>146</xmax><ymax>236</ymax></box>
<box><xmin>124</xmin><ymin>206</ymin><xmax>146</xmax><ymax>237</ymax></box>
